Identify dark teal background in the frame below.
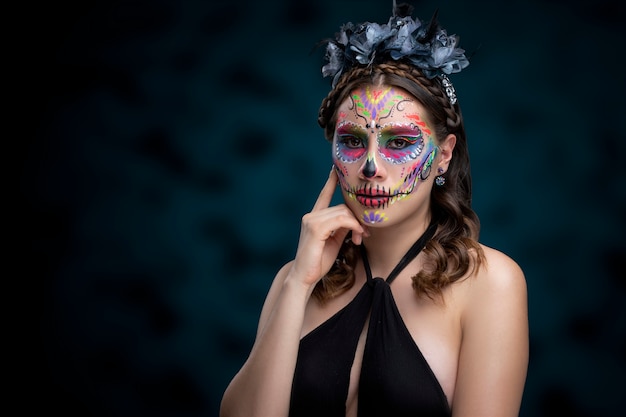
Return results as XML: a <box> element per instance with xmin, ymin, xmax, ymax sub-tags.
<box><xmin>22</xmin><ymin>0</ymin><xmax>625</xmax><ymax>416</ymax></box>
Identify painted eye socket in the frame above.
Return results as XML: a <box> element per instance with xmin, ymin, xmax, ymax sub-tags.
<box><xmin>340</xmin><ymin>136</ymin><xmax>365</xmax><ymax>149</ymax></box>
<box><xmin>386</xmin><ymin>137</ymin><xmax>415</xmax><ymax>150</ymax></box>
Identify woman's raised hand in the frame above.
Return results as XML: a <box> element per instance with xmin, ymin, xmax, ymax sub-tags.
<box><xmin>289</xmin><ymin>168</ymin><xmax>368</xmax><ymax>288</ymax></box>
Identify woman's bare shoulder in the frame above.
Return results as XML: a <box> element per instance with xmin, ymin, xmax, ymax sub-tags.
<box><xmin>457</xmin><ymin>243</ymin><xmax>527</xmax><ymax>314</ymax></box>
<box><xmin>452</xmin><ymin>244</ymin><xmax>529</xmax><ymax>414</ymax></box>
<box><xmin>476</xmin><ymin>243</ymin><xmax>526</xmax><ymax>289</ymax></box>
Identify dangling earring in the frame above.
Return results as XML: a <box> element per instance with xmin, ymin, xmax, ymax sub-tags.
<box><xmin>435</xmin><ymin>167</ymin><xmax>445</xmax><ymax>186</ymax></box>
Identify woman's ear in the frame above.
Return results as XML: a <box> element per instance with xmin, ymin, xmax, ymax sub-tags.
<box><xmin>437</xmin><ymin>134</ymin><xmax>456</xmax><ymax>173</ymax></box>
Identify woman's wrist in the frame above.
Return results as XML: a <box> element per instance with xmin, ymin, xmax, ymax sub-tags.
<box><xmin>282</xmin><ymin>270</ymin><xmax>317</xmax><ymax>300</ymax></box>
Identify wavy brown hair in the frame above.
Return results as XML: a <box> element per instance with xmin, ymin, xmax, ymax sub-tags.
<box><xmin>313</xmin><ymin>62</ymin><xmax>485</xmax><ymax>302</ymax></box>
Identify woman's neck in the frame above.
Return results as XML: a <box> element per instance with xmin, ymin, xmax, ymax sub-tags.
<box><xmin>360</xmin><ymin>213</ymin><xmax>433</xmax><ymax>278</ymax></box>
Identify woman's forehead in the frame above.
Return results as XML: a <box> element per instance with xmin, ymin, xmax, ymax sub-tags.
<box><xmin>341</xmin><ymin>85</ymin><xmax>414</xmax><ymax>105</ymax></box>
<box><xmin>336</xmin><ymin>84</ymin><xmax>430</xmax><ymax>126</ymax></box>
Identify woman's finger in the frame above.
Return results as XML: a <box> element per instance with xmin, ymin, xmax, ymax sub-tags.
<box><xmin>311</xmin><ymin>168</ymin><xmax>338</xmax><ymax>212</ymax></box>
<box><xmin>304</xmin><ymin>206</ymin><xmax>368</xmax><ymax>245</ymax></box>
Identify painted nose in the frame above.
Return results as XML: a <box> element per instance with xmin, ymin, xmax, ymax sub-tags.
<box><xmin>362</xmin><ymin>157</ymin><xmax>377</xmax><ymax>178</ymax></box>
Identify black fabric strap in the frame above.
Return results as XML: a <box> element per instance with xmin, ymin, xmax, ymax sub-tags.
<box><xmin>361</xmin><ymin>221</ymin><xmax>438</xmax><ymax>284</ymax></box>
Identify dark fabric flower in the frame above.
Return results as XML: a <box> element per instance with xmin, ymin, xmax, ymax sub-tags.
<box><xmin>349</xmin><ymin>22</ymin><xmax>395</xmax><ymax>65</ymax></box>
<box><xmin>321</xmin><ymin>12</ymin><xmax>469</xmax><ymax>87</ymax></box>
<box><xmin>385</xmin><ymin>15</ymin><xmax>423</xmax><ymax>59</ymax></box>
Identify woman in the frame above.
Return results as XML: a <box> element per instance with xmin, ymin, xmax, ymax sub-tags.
<box><xmin>220</xmin><ymin>4</ymin><xmax>528</xmax><ymax>417</ymax></box>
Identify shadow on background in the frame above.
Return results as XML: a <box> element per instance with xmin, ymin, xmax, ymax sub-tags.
<box><xmin>20</xmin><ymin>0</ymin><xmax>625</xmax><ymax>416</ymax></box>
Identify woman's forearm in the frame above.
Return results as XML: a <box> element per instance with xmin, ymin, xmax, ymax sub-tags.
<box><xmin>220</xmin><ymin>276</ymin><xmax>312</xmax><ymax>417</ymax></box>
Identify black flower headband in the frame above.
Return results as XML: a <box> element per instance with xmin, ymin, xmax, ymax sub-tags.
<box><xmin>321</xmin><ymin>4</ymin><xmax>469</xmax><ymax>98</ymax></box>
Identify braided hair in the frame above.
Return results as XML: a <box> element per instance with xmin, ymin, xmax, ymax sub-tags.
<box><xmin>313</xmin><ymin>62</ymin><xmax>485</xmax><ymax>302</ymax></box>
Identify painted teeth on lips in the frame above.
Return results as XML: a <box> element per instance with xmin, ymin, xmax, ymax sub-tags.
<box><xmin>356</xmin><ymin>188</ymin><xmax>391</xmax><ymax>207</ymax></box>
<box><xmin>356</xmin><ymin>187</ymin><xmax>390</xmax><ymax>197</ymax></box>
<box><xmin>356</xmin><ymin>195</ymin><xmax>390</xmax><ymax>207</ymax></box>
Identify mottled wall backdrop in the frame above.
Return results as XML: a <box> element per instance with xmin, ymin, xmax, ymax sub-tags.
<box><xmin>23</xmin><ymin>0</ymin><xmax>625</xmax><ymax>416</ymax></box>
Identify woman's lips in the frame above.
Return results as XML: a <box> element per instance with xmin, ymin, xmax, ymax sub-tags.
<box><xmin>351</xmin><ymin>185</ymin><xmax>409</xmax><ymax>208</ymax></box>
<box><xmin>358</xmin><ymin>187</ymin><xmax>389</xmax><ymax>197</ymax></box>
<box><xmin>356</xmin><ymin>195</ymin><xmax>390</xmax><ymax>207</ymax></box>
<box><xmin>354</xmin><ymin>186</ymin><xmax>392</xmax><ymax>207</ymax></box>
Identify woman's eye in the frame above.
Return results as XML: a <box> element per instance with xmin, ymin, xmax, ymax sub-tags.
<box><xmin>387</xmin><ymin>138</ymin><xmax>411</xmax><ymax>149</ymax></box>
<box><xmin>341</xmin><ymin>136</ymin><xmax>364</xmax><ymax>148</ymax></box>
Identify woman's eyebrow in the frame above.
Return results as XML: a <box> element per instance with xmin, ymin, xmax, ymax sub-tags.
<box><xmin>336</xmin><ymin>123</ymin><xmax>368</xmax><ymax>137</ymax></box>
<box><xmin>379</xmin><ymin>124</ymin><xmax>422</xmax><ymax>137</ymax></box>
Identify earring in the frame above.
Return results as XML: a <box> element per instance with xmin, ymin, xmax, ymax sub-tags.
<box><xmin>435</xmin><ymin>167</ymin><xmax>445</xmax><ymax>186</ymax></box>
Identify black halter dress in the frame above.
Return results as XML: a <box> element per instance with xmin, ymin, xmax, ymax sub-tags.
<box><xmin>289</xmin><ymin>222</ymin><xmax>451</xmax><ymax>417</ymax></box>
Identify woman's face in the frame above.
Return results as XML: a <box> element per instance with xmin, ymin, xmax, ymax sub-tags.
<box><xmin>332</xmin><ymin>84</ymin><xmax>439</xmax><ymax>226</ymax></box>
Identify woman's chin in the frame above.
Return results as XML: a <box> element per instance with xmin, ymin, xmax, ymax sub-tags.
<box><xmin>357</xmin><ymin>208</ymin><xmax>392</xmax><ymax>226</ymax></box>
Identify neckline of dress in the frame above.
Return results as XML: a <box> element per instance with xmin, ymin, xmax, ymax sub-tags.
<box><xmin>360</xmin><ymin>221</ymin><xmax>438</xmax><ymax>285</ymax></box>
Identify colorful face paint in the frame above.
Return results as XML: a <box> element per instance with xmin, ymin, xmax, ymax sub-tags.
<box><xmin>332</xmin><ymin>84</ymin><xmax>441</xmax><ymax>224</ymax></box>
<box><xmin>391</xmin><ymin>143</ymin><xmax>438</xmax><ymax>197</ymax></box>
<box><xmin>335</xmin><ymin>121</ymin><xmax>368</xmax><ymax>163</ymax></box>
<box><xmin>404</xmin><ymin>113</ymin><xmax>432</xmax><ymax>135</ymax></box>
<box><xmin>378</xmin><ymin>123</ymin><xmax>425</xmax><ymax>164</ymax></box>
<box><xmin>362</xmin><ymin>210</ymin><xmax>388</xmax><ymax>224</ymax></box>
<box><xmin>362</xmin><ymin>152</ymin><xmax>377</xmax><ymax>178</ymax></box>
<box><xmin>334</xmin><ymin>144</ymin><xmax>438</xmax><ymax>209</ymax></box>
<box><xmin>350</xmin><ymin>86</ymin><xmax>411</xmax><ymax>127</ymax></box>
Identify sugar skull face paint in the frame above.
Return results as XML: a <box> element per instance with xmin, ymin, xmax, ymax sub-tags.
<box><xmin>349</xmin><ymin>86</ymin><xmax>411</xmax><ymax>128</ymax></box>
<box><xmin>335</xmin><ymin>121</ymin><xmax>368</xmax><ymax>163</ymax></box>
<box><xmin>332</xmin><ymin>85</ymin><xmax>440</xmax><ymax>226</ymax></box>
<box><xmin>362</xmin><ymin>210</ymin><xmax>388</xmax><ymax>224</ymax></box>
<box><xmin>335</xmin><ymin>142</ymin><xmax>437</xmax><ymax>209</ymax></box>
<box><xmin>378</xmin><ymin>124</ymin><xmax>425</xmax><ymax>164</ymax></box>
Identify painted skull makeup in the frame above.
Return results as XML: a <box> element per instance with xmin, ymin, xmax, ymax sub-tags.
<box><xmin>332</xmin><ymin>85</ymin><xmax>438</xmax><ymax>225</ymax></box>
